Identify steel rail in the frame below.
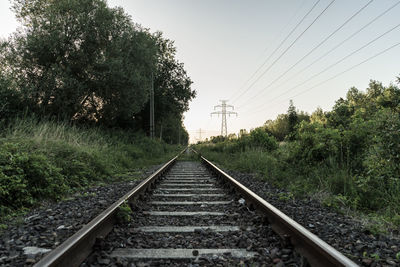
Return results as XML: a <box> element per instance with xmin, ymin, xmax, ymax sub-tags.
<box><xmin>195</xmin><ymin>151</ymin><xmax>357</xmax><ymax>267</ymax></box>
<box><xmin>34</xmin><ymin>148</ymin><xmax>186</xmax><ymax>267</ymax></box>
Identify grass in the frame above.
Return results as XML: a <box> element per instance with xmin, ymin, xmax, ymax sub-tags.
<box><xmin>177</xmin><ymin>149</ymin><xmax>199</xmax><ymax>161</ymax></box>
<box><xmin>116</xmin><ymin>201</ymin><xmax>132</xmax><ymax>224</ymax></box>
<box><xmin>0</xmin><ymin>116</ymin><xmax>182</xmax><ymax>219</ymax></box>
<box><xmin>194</xmin><ymin>144</ymin><xmax>400</xmax><ymax>233</ymax></box>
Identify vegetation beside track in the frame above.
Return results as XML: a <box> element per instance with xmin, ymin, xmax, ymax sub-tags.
<box><xmin>195</xmin><ymin>78</ymin><xmax>400</xmax><ymax>230</ymax></box>
<box><xmin>0</xmin><ymin>117</ymin><xmax>182</xmax><ymax>219</ymax></box>
<box><xmin>0</xmin><ymin>0</ymin><xmax>193</xmax><ymax>219</ymax></box>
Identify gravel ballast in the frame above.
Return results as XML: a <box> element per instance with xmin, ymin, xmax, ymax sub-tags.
<box><xmin>216</xmin><ymin>166</ymin><xmax>400</xmax><ymax>266</ymax></box>
<box><xmin>0</xmin><ymin>165</ymin><xmax>161</xmax><ymax>266</ymax></box>
<box><xmin>83</xmin><ymin>161</ymin><xmax>301</xmax><ymax>266</ymax></box>
<box><xmin>3</xmin><ymin>156</ymin><xmax>399</xmax><ymax>266</ymax></box>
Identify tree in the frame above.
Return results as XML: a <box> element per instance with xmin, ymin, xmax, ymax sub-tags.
<box><xmin>135</xmin><ymin>32</ymin><xmax>195</xmax><ymax>141</ymax></box>
<box><xmin>227</xmin><ymin>133</ymin><xmax>237</xmax><ymax>140</ymax></box>
<box><xmin>346</xmin><ymin>87</ymin><xmax>363</xmax><ymax>108</ymax></box>
<box><xmin>239</xmin><ymin>129</ymin><xmax>248</xmax><ymax>138</ymax></box>
<box><xmin>264</xmin><ymin>114</ymin><xmax>289</xmax><ymax>141</ymax></box>
<box><xmin>249</xmin><ymin>128</ymin><xmax>278</xmax><ymax>151</ymax></box>
<box><xmin>287</xmin><ymin>100</ymin><xmax>298</xmax><ymax>140</ymax></box>
<box><xmin>1</xmin><ymin>0</ymin><xmax>195</xmax><ymax>144</ymax></box>
<box><xmin>310</xmin><ymin>107</ymin><xmax>327</xmax><ymax>124</ymax></box>
<box><xmin>326</xmin><ymin>98</ymin><xmax>352</xmax><ymax>128</ymax></box>
<box><xmin>0</xmin><ymin>72</ymin><xmax>22</xmax><ymax>124</ymax></box>
<box><xmin>3</xmin><ymin>0</ymin><xmax>157</xmax><ymax>126</ymax></box>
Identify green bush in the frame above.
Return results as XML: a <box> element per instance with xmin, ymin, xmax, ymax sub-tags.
<box><xmin>289</xmin><ymin>122</ymin><xmax>341</xmax><ymax>166</ymax></box>
<box><xmin>195</xmin><ymin>79</ymin><xmax>400</xmax><ymax>226</ymax></box>
<box><xmin>355</xmin><ymin>109</ymin><xmax>400</xmax><ymax>211</ymax></box>
<box><xmin>0</xmin><ymin>143</ymin><xmax>67</xmax><ymax>214</ymax></box>
<box><xmin>248</xmin><ymin>128</ymin><xmax>278</xmax><ymax>151</ymax></box>
<box><xmin>0</xmin><ymin>117</ymin><xmax>181</xmax><ymax>216</ymax></box>
<box><xmin>206</xmin><ymin>128</ymin><xmax>277</xmax><ymax>154</ymax></box>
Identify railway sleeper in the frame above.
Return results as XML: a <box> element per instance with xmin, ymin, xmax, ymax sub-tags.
<box><xmin>36</xmin><ymin>150</ymin><xmax>357</xmax><ymax>267</ymax></box>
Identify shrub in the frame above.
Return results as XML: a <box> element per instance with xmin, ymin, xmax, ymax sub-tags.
<box><xmin>0</xmin><ymin>142</ymin><xmax>67</xmax><ymax>214</ymax></box>
<box><xmin>0</xmin><ymin>117</ymin><xmax>181</xmax><ymax>216</ymax></box>
<box><xmin>248</xmin><ymin>128</ymin><xmax>278</xmax><ymax>151</ymax></box>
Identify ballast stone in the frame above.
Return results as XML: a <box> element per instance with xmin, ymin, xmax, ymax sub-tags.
<box><xmin>23</xmin><ymin>246</ymin><xmax>51</xmax><ymax>255</ymax></box>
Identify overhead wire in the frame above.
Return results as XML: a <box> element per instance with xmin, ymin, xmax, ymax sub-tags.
<box><xmin>241</xmin><ymin>0</ymin><xmax>400</xmax><ymax>110</ymax></box>
<box><xmin>228</xmin><ymin>0</ymin><xmax>313</xmax><ymax>102</ymax></box>
<box><xmin>262</xmin><ymin>0</ymin><xmax>307</xmax><ymax>54</ymax></box>
<box><xmin>231</xmin><ymin>0</ymin><xmax>336</xmax><ymax>104</ymax></box>
<box><xmin>241</xmin><ymin>21</ymin><xmax>400</xmax><ymax>115</ymax></box>
<box><xmin>250</xmin><ymin>40</ymin><xmax>400</xmax><ymax>115</ymax></box>
<box><xmin>237</xmin><ymin>0</ymin><xmax>375</xmax><ymax>108</ymax></box>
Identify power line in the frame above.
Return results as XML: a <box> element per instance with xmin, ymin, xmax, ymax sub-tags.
<box><xmin>262</xmin><ymin>0</ymin><xmax>307</xmax><ymax>54</ymax></box>
<box><xmin>232</xmin><ymin>0</ymin><xmax>335</xmax><ymax>104</ymax></box>
<box><xmin>228</xmin><ymin>0</ymin><xmax>316</xmax><ymax>101</ymax></box>
<box><xmin>244</xmin><ymin>0</ymin><xmax>400</xmax><ymax>107</ymax></box>
<box><xmin>250</xmin><ymin>40</ymin><xmax>400</xmax><ymax>115</ymax></box>
<box><xmin>279</xmin><ymin>41</ymin><xmax>400</xmax><ymax>107</ymax></box>
<box><xmin>238</xmin><ymin>0</ymin><xmax>374</xmax><ymax>108</ymax></box>
<box><xmin>244</xmin><ymin>21</ymin><xmax>400</xmax><ymax>114</ymax></box>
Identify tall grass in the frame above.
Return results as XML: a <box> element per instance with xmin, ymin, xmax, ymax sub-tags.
<box><xmin>195</xmin><ymin>144</ymin><xmax>400</xmax><ymax>228</ymax></box>
<box><xmin>0</xmin><ymin>117</ymin><xmax>181</xmax><ymax>217</ymax></box>
<box><xmin>4</xmin><ymin>117</ymin><xmax>110</xmax><ymax>148</ymax></box>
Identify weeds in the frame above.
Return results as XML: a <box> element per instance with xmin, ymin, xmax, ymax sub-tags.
<box><xmin>195</xmin><ymin>143</ymin><xmax>400</xmax><ymax>231</ymax></box>
<box><xmin>116</xmin><ymin>202</ymin><xmax>132</xmax><ymax>224</ymax></box>
<box><xmin>278</xmin><ymin>192</ymin><xmax>294</xmax><ymax>202</ymax></box>
<box><xmin>0</xmin><ymin>117</ymin><xmax>181</xmax><ymax>218</ymax></box>
<box><xmin>177</xmin><ymin>149</ymin><xmax>198</xmax><ymax>161</ymax></box>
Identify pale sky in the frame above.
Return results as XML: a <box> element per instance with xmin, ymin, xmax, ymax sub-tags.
<box><xmin>1</xmin><ymin>0</ymin><xmax>400</xmax><ymax>143</ymax></box>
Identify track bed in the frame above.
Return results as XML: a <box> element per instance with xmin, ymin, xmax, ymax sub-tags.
<box><xmin>82</xmin><ymin>161</ymin><xmax>300</xmax><ymax>266</ymax></box>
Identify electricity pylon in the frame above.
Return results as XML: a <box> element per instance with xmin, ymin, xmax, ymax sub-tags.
<box><xmin>211</xmin><ymin>100</ymin><xmax>237</xmax><ymax>137</ymax></box>
<box><xmin>196</xmin><ymin>128</ymin><xmax>205</xmax><ymax>141</ymax></box>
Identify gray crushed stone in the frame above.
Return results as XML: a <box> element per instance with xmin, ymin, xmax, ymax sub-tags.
<box><xmin>0</xmin><ymin>165</ymin><xmax>161</xmax><ymax>266</ymax></box>
<box><xmin>216</xmin><ymin>166</ymin><xmax>400</xmax><ymax>266</ymax></box>
<box><xmin>82</xmin><ymin>161</ymin><xmax>301</xmax><ymax>266</ymax></box>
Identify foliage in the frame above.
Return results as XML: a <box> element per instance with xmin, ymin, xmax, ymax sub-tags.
<box><xmin>264</xmin><ymin>114</ymin><xmax>289</xmax><ymax>141</ymax></box>
<box><xmin>135</xmin><ymin>32</ymin><xmax>195</xmax><ymax>144</ymax></box>
<box><xmin>0</xmin><ymin>0</ymin><xmax>195</xmax><ymax>144</ymax></box>
<box><xmin>0</xmin><ymin>117</ymin><xmax>181</xmax><ymax>216</ymax></box>
<box><xmin>203</xmin><ymin>128</ymin><xmax>277</xmax><ymax>154</ymax></box>
<box><xmin>278</xmin><ymin>192</ymin><xmax>294</xmax><ymax>202</ymax></box>
<box><xmin>116</xmin><ymin>201</ymin><xmax>132</xmax><ymax>224</ymax></box>
<box><xmin>0</xmin><ymin>73</ymin><xmax>22</xmax><ymax>124</ymax></box>
<box><xmin>0</xmin><ymin>143</ymin><xmax>67</xmax><ymax>213</ymax></box>
<box><xmin>196</xmin><ymin>77</ymin><xmax>400</xmax><ymax>226</ymax></box>
<box><xmin>355</xmin><ymin>109</ymin><xmax>400</xmax><ymax>211</ymax></box>
<box><xmin>4</xmin><ymin>0</ymin><xmax>153</xmax><ymax>123</ymax></box>
<box><xmin>248</xmin><ymin>128</ymin><xmax>278</xmax><ymax>151</ymax></box>
<box><xmin>287</xmin><ymin>100</ymin><xmax>298</xmax><ymax>140</ymax></box>
<box><xmin>264</xmin><ymin>103</ymin><xmax>309</xmax><ymax>141</ymax></box>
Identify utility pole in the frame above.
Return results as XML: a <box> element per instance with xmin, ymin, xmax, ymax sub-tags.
<box><xmin>149</xmin><ymin>72</ymin><xmax>155</xmax><ymax>139</ymax></box>
<box><xmin>196</xmin><ymin>128</ymin><xmax>205</xmax><ymax>141</ymax></box>
<box><xmin>211</xmin><ymin>100</ymin><xmax>237</xmax><ymax>137</ymax></box>
<box><xmin>178</xmin><ymin>126</ymin><xmax>181</xmax><ymax>145</ymax></box>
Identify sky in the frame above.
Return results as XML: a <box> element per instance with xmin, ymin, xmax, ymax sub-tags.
<box><xmin>1</xmin><ymin>0</ymin><xmax>399</xmax><ymax>143</ymax></box>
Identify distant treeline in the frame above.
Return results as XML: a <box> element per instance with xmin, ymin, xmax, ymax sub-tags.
<box><xmin>0</xmin><ymin>0</ymin><xmax>195</xmax><ymax>144</ymax></box>
<box><xmin>197</xmin><ymin>78</ymin><xmax>400</xmax><ymax>225</ymax></box>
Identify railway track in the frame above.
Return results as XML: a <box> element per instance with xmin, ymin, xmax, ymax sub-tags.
<box><xmin>35</xmin><ymin>149</ymin><xmax>357</xmax><ymax>266</ymax></box>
